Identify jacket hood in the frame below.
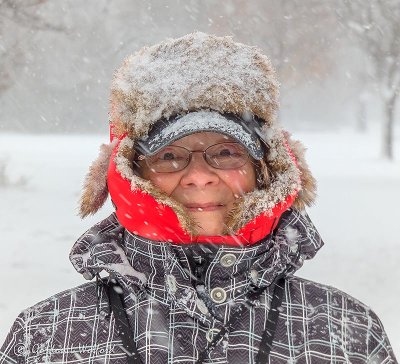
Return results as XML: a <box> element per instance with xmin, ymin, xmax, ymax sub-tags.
<box><xmin>78</xmin><ymin>32</ymin><xmax>317</xmax><ymax>242</ymax></box>
<box><xmin>70</xmin><ymin>209</ymin><xmax>324</xmax><ymax>298</ymax></box>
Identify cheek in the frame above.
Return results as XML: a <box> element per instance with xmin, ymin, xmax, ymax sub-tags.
<box><xmin>220</xmin><ymin>167</ymin><xmax>257</xmax><ymax>194</ymax></box>
<box><xmin>146</xmin><ymin>174</ymin><xmax>180</xmax><ymax>195</ymax></box>
<box><xmin>138</xmin><ymin>164</ymin><xmax>180</xmax><ymax>195</ymax></box>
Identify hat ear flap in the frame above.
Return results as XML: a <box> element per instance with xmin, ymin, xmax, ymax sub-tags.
<box><xmin>79</xmin><ymin>140</ymin><xmax>117</xmax><ymax>218</ymax></box>
<box><xmin>284</xmin><ymin>133</ymin><xmax>317</xmax><ymax>210</ymax></box>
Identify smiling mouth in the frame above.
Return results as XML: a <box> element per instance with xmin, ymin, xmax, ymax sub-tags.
<box><xmin>184</xmin><ymin>203</ymin><xmax>225</xmax><ymax>212</ymax></box>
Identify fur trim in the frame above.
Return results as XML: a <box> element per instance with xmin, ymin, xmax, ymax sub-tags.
<box><xmin>109</xmin><ymin>32</ymin><xmax>279</xmax><ymax>140</ymax></box>
<box><xmin>285</xmin><ymin>132</ymin><xmax>317</xmax><ymax>210</ymax></box>
<box><xmin>79</xmin><ymin>140</ymin><xmax>117</xmax><ymax>218</ymax></box>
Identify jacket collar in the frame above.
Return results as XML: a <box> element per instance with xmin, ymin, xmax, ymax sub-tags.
<box><xmin>70</xmin><ymin>209</ymin><xmax>323</xmax><ymax>304</ymax></box>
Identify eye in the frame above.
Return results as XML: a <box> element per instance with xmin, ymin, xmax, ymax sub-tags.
<box><xmin>145</xmin><ymin>146</ymin><xmax>189</xmax><ymax>173</ymax></box>
<box><xmin>160</xmin><ymin>152</ymin><xmax>176</xmax><ymax>160</ymax></box>
<box><xmin>210</xmin><ymin>143</ymin><xmax>244</xmax><ymax>158</ymax></box>
<box><xmin>218</xmin><ymin>148</ymin><xmax>233</xmax><ymax>156</ymax></box>
<box><xmin>153</xmin><ymin>147</ymin><xmax>187</xmax><ymax>162</ymax></box>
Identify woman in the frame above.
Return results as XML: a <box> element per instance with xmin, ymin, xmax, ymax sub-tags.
<box><xmin>1</xmin><ymin>32</ymin><xmax>397</xmax><ymax>364</ymax></box>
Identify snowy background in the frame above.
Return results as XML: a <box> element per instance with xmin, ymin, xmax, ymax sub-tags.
<box><xmin>1</xmin><ymin>0</ymin><xmax>399</xmax><ymax>359</ymax></box>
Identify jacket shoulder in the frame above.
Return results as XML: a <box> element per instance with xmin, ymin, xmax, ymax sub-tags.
<box><xmin>286</xmin><ymin>275</ymin><xmax>371</xmax><ymax>310</ymax></box>
<box><xmin>23</xmin><ymin>280</ymin><xmax>102</xmax><ymax>316</ymax></box>
<box><xmin>0</xmin><ymin>281</ymin><xmax>117</xmax><ymax>363</ymax></box>
<box><xmin>286</xmin><ymin>275</ymin><xmax>397</xmax><ymax>362</ymax></box>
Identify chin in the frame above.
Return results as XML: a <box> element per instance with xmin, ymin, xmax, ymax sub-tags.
<box><xmin>195</xmin><ymin>220</ymin><xmax>225</xmax><ymax>236</ymax></box>
<box><xmin>188</xmin><ymin>211</ymin><xmax>227</xmax><ymax>236</ymax></box>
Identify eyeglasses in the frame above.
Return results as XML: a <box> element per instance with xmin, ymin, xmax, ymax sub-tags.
<box><xmin>136</xmin><ymin>142</ymin><xmax>251</xmax><ymax>173</ymax></box>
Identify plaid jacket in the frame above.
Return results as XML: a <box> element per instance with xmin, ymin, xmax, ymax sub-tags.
<box><xmin>1</xmin><ymin>210</ymin><xmax>397</xmax><ymax>363</ymax></box>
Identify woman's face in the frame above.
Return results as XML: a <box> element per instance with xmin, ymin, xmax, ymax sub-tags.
<box><xmin>139</xmin><ymin>132</ymin><xmax>257</xmax><ymax>236</ymax></box>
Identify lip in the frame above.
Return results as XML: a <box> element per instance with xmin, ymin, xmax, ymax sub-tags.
<box><xmin>184</xmin><ymin>203</ymin><xmax>225</xmax><ymax>212</ymax></box>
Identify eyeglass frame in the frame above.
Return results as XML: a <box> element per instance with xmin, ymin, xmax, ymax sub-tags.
<box><xmin>135</xmin><ymin>142</ymin><xmax>253</xmax><ymax>173</ymax></box>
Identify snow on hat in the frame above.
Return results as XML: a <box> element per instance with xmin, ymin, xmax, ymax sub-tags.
<box><xmin>137</xmin><ymin>110</ymin><xmax>265</xmax><ymax>160</ymax></box>
<box><xmin>79</xmin><ymin>32</ymin><xmax>317</xmax><ymax>237</ymax></box>
<box><xmin>108</xmin><ymin>31</ymin><xmax>279</xmax><ymax>140</ymax></box>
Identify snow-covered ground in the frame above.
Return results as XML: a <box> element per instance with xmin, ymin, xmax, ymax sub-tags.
<box><xmin>0</xmin><ymin>129</ymin><xmax>399</xmax><ymax>358</ymax></box>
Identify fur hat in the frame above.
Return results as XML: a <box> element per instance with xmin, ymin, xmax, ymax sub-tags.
<box><xmin>79</xmin><ymin>32</ymin><xmax>317</xmax><ymax>236</ymax></box>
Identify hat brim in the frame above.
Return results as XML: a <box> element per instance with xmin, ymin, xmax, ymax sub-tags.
<box><xmin>138</xmin><ymin>111</ymin><xmax>264</xmax><ymax>160</ymax></box>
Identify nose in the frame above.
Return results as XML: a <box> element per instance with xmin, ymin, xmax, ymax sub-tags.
<box><xmin>180</xmin><ymin>152</ymin><xmax>219</xmax><ymax>188</ymax></box>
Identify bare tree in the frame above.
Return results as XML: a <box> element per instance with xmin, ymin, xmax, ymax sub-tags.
<box><xmin>340</xmin><ymin>0</ymin><xmax>400</xmax><ymax>159</ymax></box>
<box><xmin>204</xmin><ymin>0</ymin><xmax>339</xmax><ymax>90</ymax></box>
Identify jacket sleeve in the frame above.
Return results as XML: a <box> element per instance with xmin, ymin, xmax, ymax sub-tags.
<box><xmin>0</xmin><ymin>312</ymin><xmax>26</xmax><ymax>364</ymax></box>
<box><xmin>367</xmin><ymin>309</ymin><xmax>398</xmax><ymax>363</ymax></box>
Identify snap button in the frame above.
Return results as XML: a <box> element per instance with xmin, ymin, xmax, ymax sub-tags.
<box><xmin>210</xmin><ymin>287</ymin><xmax>227</xmax><ymax>303</ymax></box>
<box><xmin>250</xmin><ymin>269</ymin><xmax>259</xmax><ymax>284</ymax></box>
<box><xmin>206</xmin><ymin>328</ymin><xmax>220</xmax><ymax>342</ymax></box>
<box><xmin>220</xmin><ymin>253</ymin><xmax>237</xmax><ymax>267</ymax></box>
<box><xmin>196</xmin><ymin>299</ymin><xmax>209</xmax><ymax>315</ymax></box>
<box><xmin>166</xmin><ymin>275</ymin><xmax>177</xmax><ymax>293</ymax></box>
